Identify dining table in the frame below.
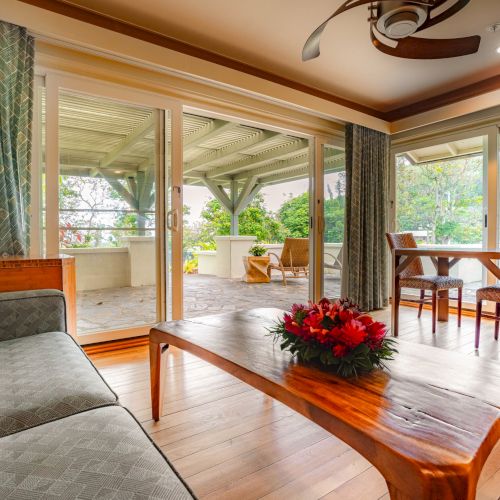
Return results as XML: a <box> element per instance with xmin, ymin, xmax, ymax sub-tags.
<box><xmin>391</xmin><ymin>247</ymin><xmax>500</xmax><ymax>337</ymax></box>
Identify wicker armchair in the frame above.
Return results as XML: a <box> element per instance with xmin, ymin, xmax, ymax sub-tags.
<box><xmin>324</xmin><ymin>246</ymin><xmax>343</xmax><ymax>273</ymax></box>
<box><xmin>268</xmin><ymin>238</ymin><xmax>309</xmax><ymax>286</ymax></box>
<box><xmin>386</xmin><ymin>232</ymin><xmax>463</xmax><ymax>334</ymax></box>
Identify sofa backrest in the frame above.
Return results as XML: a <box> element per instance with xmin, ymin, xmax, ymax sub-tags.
<box><xmin>0</xmin><ymin>289</ymin><xmax>67</xmax><ymax>341</ymax></box>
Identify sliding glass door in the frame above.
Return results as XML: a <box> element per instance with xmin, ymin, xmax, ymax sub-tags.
<box><xmin>322</xmin><ymin>144</ymin><xmax>346</xmax><ymax>299</ymax></box>
<box><xmin>181</xmin><ymin>109</ymin><xmax>312</xmax><ymax>317</ymax></box>
<box><xmin>40</xmin><ymin>74</ymin><xmax>183</xmax><ymax>343</ymax></box>
<box><xmin>392</xmin><ymin>127</ymin><xmax>499</xmax><ymax>308</ymax></box>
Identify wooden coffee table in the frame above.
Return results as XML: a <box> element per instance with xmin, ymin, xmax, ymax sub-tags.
<box><xmin>150</xmin><ymin>308</ymin><xmax>500</xmax><ymax>500</ymax></box>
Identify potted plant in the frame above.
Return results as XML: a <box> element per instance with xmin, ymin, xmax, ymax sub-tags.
<box><xmin>243</xmin><ymin>245</ymin><xmax>270</xmax><ymax>283</ymax></box>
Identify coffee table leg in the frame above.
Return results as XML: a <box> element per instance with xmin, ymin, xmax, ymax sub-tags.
<box><xmin>387</xmin><ymin>476</ymin><xmax>476</xmax><ymax>500</ymax></box>
<box><xmin>150</xmin><ymin>340</ymin><xmax>168</xmax><ymax>421</ymax></box>
<box><xmin>386</xmin><ymin>482</ymin><xmax>412</xmax><ymax>500</ymax></box>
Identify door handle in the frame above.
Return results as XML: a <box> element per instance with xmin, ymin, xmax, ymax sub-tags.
<box><xmin>167</xmin><ymin>209</ymin><xmax>179</xmax><ymax>232</ymax></box>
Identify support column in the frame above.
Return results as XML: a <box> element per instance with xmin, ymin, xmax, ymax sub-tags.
<box><xmin>230</xmin><ymin>180</ymin><xmax>238</xmax><ymax>236</ymax></box>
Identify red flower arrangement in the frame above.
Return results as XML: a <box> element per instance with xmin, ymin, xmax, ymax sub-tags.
<box><xmin>268</xmin><ymin>298</ymin><xmax>397</xmax><ymax>377</ymax></box>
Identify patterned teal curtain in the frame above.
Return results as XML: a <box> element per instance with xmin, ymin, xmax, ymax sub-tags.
<box><xmin>0</xmin><ymin>21</ymin><xmax>34</xmax><ymax>256</ymax></box>
<box><xmin>341</xmin><ymin>123</ymin><xmax>390</xmax><ymax>311</ymax></box>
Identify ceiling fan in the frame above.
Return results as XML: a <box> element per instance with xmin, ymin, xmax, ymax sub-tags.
<box><xmin>302</xmin><ymin>0</ymin><xmax>481</xmax><ymax>61</ymax></box>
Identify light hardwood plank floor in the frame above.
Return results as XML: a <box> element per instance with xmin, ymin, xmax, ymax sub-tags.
<box><xmin>89</xmin><ymin>306</ymin><xmax>500</xmax><ymax>499</ymax></box>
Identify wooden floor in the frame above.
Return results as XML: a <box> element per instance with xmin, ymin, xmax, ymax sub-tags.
<box><xmin>89</xmin><ymin>306</ymin><xmax>500</xmax><ymax>500</ymax></box>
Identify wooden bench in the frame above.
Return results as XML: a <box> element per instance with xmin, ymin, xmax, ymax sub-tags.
<box><xmin>150</xmin><ymin>308</ymin><xmax>500</xmax><ymax>500</ymax></box>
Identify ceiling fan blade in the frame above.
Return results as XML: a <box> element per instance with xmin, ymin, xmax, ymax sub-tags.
<box><xmin>302</xmin><ymin>16</ymin><xmax>335</xmax><ymax>61</ymax></box>
<box><xmin>371</xmin><ymin>27</ymin><xmax>481</xmax><ymax>59</ymax></box>
<box><xmin>417</xmin><ymin>0</ymin><xmax>471</xmax><ymax>32</ymax></box>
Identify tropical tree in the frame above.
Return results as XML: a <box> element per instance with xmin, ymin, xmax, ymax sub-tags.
<box><xmin>396</xmin><ymin>155</ymin><xmax>483</xmax><ymax>244</ymax></box>
<box><xmin>278</xmin><ymin>192</ymin><xmax>310</xmax><ymax>238</ymax></box>
<box><xmin>196</xmin><ymin>193</ymin><xmax>285</xmax><ymax>247</ymax></box>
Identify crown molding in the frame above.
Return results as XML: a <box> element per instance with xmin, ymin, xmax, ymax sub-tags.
<box><xmin>385</xmin><ymin>75</ymin><xmax>500</xmax><ymax>122</ymax></box>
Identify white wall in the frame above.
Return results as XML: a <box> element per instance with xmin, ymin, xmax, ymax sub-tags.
<box><xmin>62</xmin><ymin>247</ymin><xmax>130</xmax><ymax>291</ymax></box>
<box><xmin>62</xmin><ymin>236</ymin><xmax>155</xmax><ymax>291</ymax></box>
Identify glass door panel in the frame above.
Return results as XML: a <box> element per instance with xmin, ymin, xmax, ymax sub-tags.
<box><xmin>395</xmin><ymin>135</ymin><xmax>486</xmax><ymax>306</ymax></box>
<box><xmin>57</xmin><ymin>90</ymin><xmax>162</xmax><ymax>337</ymax></box>
<box><xmin>181</xmin><ymin>110</ymin><xmax>311</xmax><ymax>316</ymax></box>
<box><xmin>322</xmin><ymin>144</ymin><xmax>346</xmax><ymax>299</ymax></box>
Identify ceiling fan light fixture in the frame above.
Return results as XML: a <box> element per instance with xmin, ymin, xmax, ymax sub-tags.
<box><xmin>384</xmin><ymin>11</ymin><xmax>420</xmax><ymax>38</ymax></box>
<box><xmin>376</xmin><ymin>2</ymin><xmax>428</xmax><ymax>39</ymax></box>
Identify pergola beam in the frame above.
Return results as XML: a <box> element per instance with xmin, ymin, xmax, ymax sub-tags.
<box><xmin>184</xmin><ymin>119</ymin><xmax>235</xmax><ymax>148</ymax></box>
<box><xmin>446</xmin><ymin>142</ymin><xmax>459</xmax><ymax>156</ymax></box>
<box><xmin>100</xmin><ymin>114</ymin><xmax>155</xmax><ymax>169</ymax></box>
<box><xmin>201</xmin><ymin>177</ymin><xmax>232</xmax><ymax>212</ymax></box>
<box><xmin>234</xmin><ymin>154</ymin><xmax>309</xmax><ymax>181</ymax></box>
<box><xmin>184</xmin><ymin>130</ymin><xmax>279</xmax><ymax>173</ymax></box>
<box><xmin>234</xmin><ymin>176</ymin><xmax>258</xmax><ymax>215</ymax></box>
<box><xmin>205</xmin><ymin>139</ymin><xmax>308</xmax><ymax>178</ymax></box>
<box><xmin>406</xmin><ymin>151</ymin><xmax>420</xmax><ymax>164</ymax></box>
<box><xmin>104</xmin><ymin>177</ymin><xmax>137</xmax><ymax>209</ymax></box>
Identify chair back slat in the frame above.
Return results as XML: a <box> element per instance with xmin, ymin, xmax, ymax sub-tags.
<box><xmin>385</xmin><ymin>232</ymin><xmax>424</xmax><ymax>278</ymax></box>
<box><xmin>280</xmin><ymin>238</ymin><xmax>309</xmax><ymax>267</ymax></box>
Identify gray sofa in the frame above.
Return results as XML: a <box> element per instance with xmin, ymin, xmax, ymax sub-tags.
<box><xmin>0</xmin><ymin>289</ymin><xmax>195</xmax><ymax>499</ymax></box>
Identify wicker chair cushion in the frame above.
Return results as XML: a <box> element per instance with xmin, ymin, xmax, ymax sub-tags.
<box><xmin>476</xmin><ymin>285</ymin><xmax>500</xmax><ymax>302</ymax></box>
<box><xmin>400</xmin><ymin>275</ymin><xmax>463</xmax><ymax>291</ymax></box>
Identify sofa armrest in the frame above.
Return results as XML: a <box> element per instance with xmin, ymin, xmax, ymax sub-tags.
<box><xmin>0</xmin><ymin>289</ymin><xmax>67</xmax><ymax>341</ymax></box>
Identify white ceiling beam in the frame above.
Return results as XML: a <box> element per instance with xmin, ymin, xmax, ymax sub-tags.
<box><xmin>184</xmin><ymin>119</ymin><xmax>235</xmax><ymax>149</ymax></box>
<box><xmin>234</xmin><ymin>155</ymin><xmax>309</xmax><ymax>181</ymax></box>
<box><xmin>184</xmin><ymin>130</ymin><xmax>279</xmax><ymax>173</ymax></box>
<box><xmin>235</xmin><ymin>184</ymin><xmax>262</xmax><ymax>215</ymax></box>
<box><xmin>205</xmin><ymin>139</ymin><xmax>308</xmax><ymax>178</ymax></box>
<box><xmin>446</xmin><ymin>142</ymin><xmax>459</xmax><ymax>156</ymax></box>
<box><xmin>201</xmin><ymin>178</ymin><xmax>233</xmax><ymax>212</ymax></box>
<box><xmin>234</xmin><ymin>175</ymin><xmax>258</xmax><ymax>214</ymax></box>
<box><xmin>405</xmin><ymin>151</ymin><xmax>420</xmax><ymax>164</ymax></box>
<box><xmin>257</xmin><ymin>167</ymin><xmax>309</xmax><ymax>186</ymax></box>
<box><xmin>100</xmin><ymin>114</ymin><xmax>155</xmax><ymax>169</ymax></box>
<box><xmin>184</xmin><ymin>171</ymin><xmax>232</xmax><ymax>182</ymax></box>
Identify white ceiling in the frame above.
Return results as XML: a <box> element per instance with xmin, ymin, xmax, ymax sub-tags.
<box><xmin>62</xmin><ymin>0</ymin><xmax>500</xmax><ymax>112</ymax></box>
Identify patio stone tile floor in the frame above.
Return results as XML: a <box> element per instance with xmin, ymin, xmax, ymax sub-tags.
<box><xmin>76</xmin><ymin>274</ymin><xmax>480</xmax><ymax>335</ymax></box>
<box><xmin>77</xmin><ymin>274</ymin><xmax>340</xmax><ymax>335</ymax></box>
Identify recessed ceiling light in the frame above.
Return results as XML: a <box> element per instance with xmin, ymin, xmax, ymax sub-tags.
<box><xmin>497</xmin><ymin>46</ymin><xmax>500</xmax><ymax>54</ymax></box>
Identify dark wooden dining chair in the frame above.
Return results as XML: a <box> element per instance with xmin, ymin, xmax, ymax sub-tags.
<box><xmin>386</xmin><ymin>232</ymin><xmax>463</xmax><ymax>334</ymax></box>
<box><xmin>475</xmin><ymin>285</ymin><xmax>500</xmax><ymax>349</ymax></box>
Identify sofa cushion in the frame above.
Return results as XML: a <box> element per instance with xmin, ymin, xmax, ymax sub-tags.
<box><xmin>0</xmin><ymin>331</ymin><xmax>117</xmax><ymax>437</ymax></box>
<box><xmin>0</xmin><ymin>405</ymin><xmax>194</xmax><ymax>499</ymax></box>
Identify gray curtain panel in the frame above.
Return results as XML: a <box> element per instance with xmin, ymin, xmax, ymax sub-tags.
<box><xmin>341</xmin><ymin>123</ymin><xmax>390</xmax><ymax>311</ymax></box>
<box><xmin>0</xmin><ymin>21</ymin><xmax>34</xmax><ymax>256</ymax></box>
